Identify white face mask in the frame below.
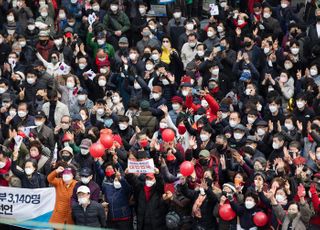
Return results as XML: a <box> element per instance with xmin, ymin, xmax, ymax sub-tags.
<box><xmin>138</xmin><ymin>7</ymin><xmax>146</xmax><ymax>15</ymax></box>
<box><xmin>25</xmin><ymin>168</ymin><xmax>34</xmax><ymax>175</ymax></box>
<box><xmin>7</xmin><ymin>15</ymin><xmax>14</xmax><ymax>22</ymax></box>
<box><xmin>151</xmin><ymin>54</ymin><xmax>159</xmax><ymax>61</ymax></box>
<box><xmin>200</xmin><ymin>134</ymin><xmax>209</xmax><ymax>142</ymax></box>
<box><xmin>145</xmin><ymin>180</ymin><xmax>155</xmax><ymax>187</ymax></box>
<box><xmin>97</xmin><ymin>108</ymin><xmax>105</xmax><ymax>116</ymax></box>
<box><xmin>263</xmin><ymin>13</ymin><xmax>271</xmax><ymax>18</ymax></box>
<box><xmin>210</xmin><ymin>68</ymin><xmax>219</xmax><ymax>76</ymax></box>
<box><xmin>276</xmin><ymin>194</ymin><xmax>286</xmax><ymax>203</ymax></box>
<box><xmin>113</xmin><ymin>96</ymin><xmax>120</xmax><ymax>104</ymax></box>
<box><xmin>81</xmin><ymin>177</ymin><xmax>91</xmax><ymax>184</ymax></box>
<box><xmin>100</xmin><ymin>68</ymin><xmax>108</xmax><ymax>74</ymax></box>
<box><xmin>310</xmin><ymin>68</ymin><xmax>318</xmax><ymax>76</ymax></box>
<box><xmin>62</xmin><ymin>174</ymin><xmax>73</xmax><ymax>182</ymax></box>
<box><xmin>238</xmin><ymin>19</ymin><xmax>244</xmax><ymax>25</ymax></box>
<box><xmin>201</xmin><ymin>100</ymin><xmax>208</xmax><ymax>108</ymax></box>
<box><xmin>247</xmin><ymin>117</ymin><xmax>255</xmax><ymax>124</ymax></box>
<box><xmin>197</xmin><ymin>50</ymin><xmax>205</xmax><ymax>57</ymax></box>
<box><xmin>272</xmin><ymin>142</ymin><xmax>280</xmax><ymax>149</ymax></box>
<box><xmin>291</xmin><ymin>48</ymin><xmax>299</xmax><ymax>55</ymax></box>
<box><xmin>66</xmin><ymin>82</ymin><xmax>75</xmax><ymax>89</ymax></box>
<box><xmin>257</xmin><ymin>128</ymin><xmax>266</xmax><ymax>136</ymax></box>
<box><xmin>28</xmin><ymin>24</ymin><xmax>36</xmax><ymax>30</ymax></box>
<box><xmin>269</xmin><ymin>105</ymin><xmax>277</xmax><ymax>113</ymax></box>
<box><xmin>194</xmin><ymin>115</ymin><xmax>202</xmax><ymax>122</ymax></box>
<box><xmin>281</xmin><ymin>3</ymin><xmax>288</xmax><ymax>8</ymax></box>
<box><xmin>18</xmin><ymin>110</ymin><xmax>27</xmax><ymax>118</ymax></box>
<box><xmin>186</xmin><ymin>23</ymin><xmax>194</xmax><ymax>31</ymax></box>
<box><xmin>61</xmin><ymin>123</ymin><xmax>70</xmax><ymax>130</ymax></box>
<box><xmin>221</xmin><ymin>112</ymin><xmax>228</xmax><ymax>119</ymax></box>
<box><xmin>234</xmin><ymin>132</ymin><xmax>244</xmax><ymax>140</ymax></box>
<box><xmin>114</xmin><ymin>180</ymin><xmax>122</xmax><ymax>189</ymax></box>
<box><xmin>41</xmin><ymin>12</ymin><xmax>48</xmax><ymax>17</ymax></box>
<box><xmin>97</xmin><ymin>39</ymin><xmax>105</xmax><ymax>46</ymax></box>
<box><xmin>110</xmin><ymin>5</ymin><xmax>118</xmax><ymax>12</ymax></box>
<box><xmin>264</xmin><ymin>47</ymin><xmax>270</xmax><ymax>54</ymax></box>
<box><xmin>159</xmin><ymin>122</ymin><xmax>168</xmax><ymax>129</ymax></box>
<box><xmin>229</xmin><ymin>120</ymin><xmax>237</xmax><ymax>128</ymax></box>
<box><xmin>0</xmin><ymin>161</ymin><xmax>6</xmax><ymax>168</ymax></box>
<box><xmin>220</xmin><ymin>2</ymin><xmax>227</xmax><ymax>7</ymax></box>
<box><xmin>80</xmin><ymin>149</ymin><xmax>89</xmax><ymax>155</ymax></box>
<box><xmin>285</xmin><ymin>123</ymin><xmax>294</xmax><ymax>131</ymax></box>
<box><xmin>59</xmin><ymin>12</ymin><xmax>66</xmax><ymax>19</ymax></box>
<box><xmin>162</xmin><ymin>79</ymin><xmax>170</xmax><ymax>85</ymax></box>
<box><xmin>98</xmin><ymin>79</ymin><xmax>106</xmax><ymax>87</ymax></box>
<box><xmin>9</xmin><ymin>110</ymin><xmax>17</xmax><ymax>117</ymax></box>
<box><xmin>173</xmin><ymin>12</ymin><xmax>181</xmax><ymax>19</ymax></box>
<box><xmin>245</xmin><ymin>200</ymin><xmax>255</xmax><ymax>209</ymax></box>
<box><xmin>35</xmin><ymin>120</ymin><xmax>44</xmax><ymax>127</ymax></box>
<box><xmin>181</xmin><ymin>90</ymin><xmax>189</xmax><ymax>97</ymax></box>
<box><xmin>19</xmin><ymin>41</ymin><xmax>26</xmax><ymax>47</ymax></box>
<box><xmin>284</xmin><ymin>63</ymin><xmax>293</xmax><ymax>70</ymax></box>
<box><xmin>27</xmin><ymin>77</ymin><xmax>35</xmax><ymax>85</ymax></box>
<box><xmin>152</xmin><ymin>93</ymin><xmax>161</xmax><ymax>100</ymax></box>
<box><xmin>172</xmin><ymin>103</ymin><xmax>180</xmax><ymax>111</ymax></box>
<box><xmin>119</xmin><ymin>123</ymin><xmax>128</xmax><ymax>130</ymax></box>
<box><xmin>129</xmin><ymin>53</ymin><xmax>137</xmax><ymax>61</ymax></box>
<box><xmin>146</xmin><ymin>64</ymin><xmax>154</xmax><ymax>71</ymax></box>
<box><xmin>296</xmin><ymin>101</ymin><xmax>305</xmax><ymax>109</ymax></box>
<box><xmin>93</xmin><ymin>5</ymin><xmax>100</xmax><ymax>11</ymax></box>
<box><xmin>134</xmin><ymin>82</ymin><xmax>141</xmax><ymax>89</ymax></box>
<box><xmin>207</xmin><ymin>31</ymin><xmax>214</xmax><ymax>38</ymax></box>
<box><xmin>78</xmin><ymin>197</ymin><xmax>89</xmax><ymax>205</ymax></box>
<box><xmin>0</xmin><ymin>87</ymin><xmax>7</xmax><ymax>94</ymax></box>
<box><xmin>245</xmin><ymin>88</ymin><xmax>252</xmax><ymax>96</ymax></box>
<box><xmin>217</xmin><ymin>26</ymin><xmax>223</xmax><ymax>32</ymax></box>
<box><xmin>79</xmin><ymin>63</ymin><xmax>87</xmax><ymax>70</ymax></box>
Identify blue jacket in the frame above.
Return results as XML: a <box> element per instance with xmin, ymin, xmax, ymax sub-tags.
<box><xmin>101</xmin><ymin>178</ymin><xmax>132</xmax><ymax>220</ymax></box>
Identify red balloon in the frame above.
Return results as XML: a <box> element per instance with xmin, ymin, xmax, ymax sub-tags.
<box><xmin>180</xmin><ymin>161</ymin><xmax>194</xmax><ymax>177</ymax></box>
<box><xmin>100</xmin><ymin>134</ymin><xmax>114</xmax><ymax>149</ymax></box>
<box><xmin>253</xmin><ymin>212</ymin><xmax>268</xmax><ymax>227</ymax></box>
<box><xmin>89</xmin><ymin>143</ymin><xmax>105</xmax><ymax>158</ymax></box>
<box><xmin>219</xmin><ymin>204</ymin><xmax>236</xmax><ymax>221</ymax></box>
<box><xmin>162</xmin><ymin>129</ymin><xmax>175</xmax><ymax>142</ymax></box>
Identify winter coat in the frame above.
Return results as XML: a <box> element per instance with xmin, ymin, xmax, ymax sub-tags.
<box><xmin>132</xmin><ymin>111</ymin><xmax>158</xmax><ymax>137</ymax></box>
<box><xmin>42</xmin><ymin>101</ymin><xmax>70</xmax><ymax>127</ymax></box>
<box><xmin>125</xmin><ymin>173</ymin><xmax>167</xmax><ymax>230</ymax></box>
<box><xmin>72</xmin><ymin>201</ymin><xmax>106</xmax><ymax>227</ymax></box>
<box><xmin>71</xmin><ymin>180</ymin><xmax>101</xmax><ymax>206</ymax></box>
<box><xmin>272</xmin><ymin>203</ymin><xmax>312</xmax><ymax>230</ymax></box>
<box><xmin>101</xmin><ymin>178</ymin><xmax>132</xmax><ymax>220</ymax></box>
<box><xmin>47</xmin><ymin>170</ymin><xmax>77</xmax><ymax>225</ymax></box>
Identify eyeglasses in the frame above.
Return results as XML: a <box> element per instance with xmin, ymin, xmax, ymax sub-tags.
<box><xmin>162</xmin><ymin>40</ymin><xmax>169</xmax><ymax>43</ymax></box>
<box><xmin>61</xmin><ymin>121</ymin><xmax>69</xmax><ymax>124</ymax></box>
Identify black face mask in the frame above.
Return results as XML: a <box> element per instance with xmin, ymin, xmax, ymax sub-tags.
<box><xmin>36</xmin><ymin>95</ymin><xmax>43</xmax><ymax>101</ymax></box>
<box><xmin>199</xmin><ymin>158</ymin><xmax>209</xmax><ymax>166</ymax></box>
<box><xmin>205</xmin><ymin>178</ymin><xmax>213</xmax><ymax>186</ymax></box>
<box><xmin>244</xmin><ymin>41</ymin><xmax>252</xmax><ymax>47</ymax></box>
<box><xmin>50</xmin><ymin>100</ymin><xmax>57</xmax><ymax>106</ymax></box>
<box><xmin>40</xmin><ymin>40</ymin><xmax>48</xmax><ymax>45</ymax></box>
<box><xmin>216</xmin><ymin>144</ymin><xmax>224</xmax><ymax>152</ymax></box>
<box><xmin>120</xmin><ymin>47</ymin><xmax>128</xmax><ymax>55</ymax></box>
<box><xmin>61</xmin><ymin>155</ymin><xmax>72</xmax><ymax>162</ymax></box>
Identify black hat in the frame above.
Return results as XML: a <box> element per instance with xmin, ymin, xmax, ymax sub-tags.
<box><xmin>256</xmin><ymin>120</ymin><xmax>268</xmax><ymax>127</ymax></box>
<box><xmin>35</xmin><ymin>110</ymin><xmax>46</xmax><ymax>119</ymax></box>
<box><xmin>79</xmin><ymin>167</ymin><xmax>93</xmax><ymax>177</ymax></box>
<box><xmin>1</xmin><ymin>93</ymin><xmax>12</xmax><ymax>102</ymax></box>
<box><xmin>219</xmin><ymin>104</ymin><xmax>229</xmax><ymax>112</ymax></box>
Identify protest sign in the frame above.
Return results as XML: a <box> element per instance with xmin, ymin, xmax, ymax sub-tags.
<box><xmin>128</xmin><ymin>159</ymin><xmax>155</xmax><ymax>173</ymax></box>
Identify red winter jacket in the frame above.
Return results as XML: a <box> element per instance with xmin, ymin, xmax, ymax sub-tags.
<box><xmin>310</xmin><ymin>190</ymin><xmax>320</xmax><ymax>225</ymax></box>
<box><xmin>0</xmin><ymin>158</ymin><xmax>11</xmax><ymax>186</ymax></box>
<box><xmin>185</xmin><ymin>94</ymin><xmax>219</xmax><ymax>122</ymax></box>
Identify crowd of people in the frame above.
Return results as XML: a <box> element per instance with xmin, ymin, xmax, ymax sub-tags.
<box><xmin>1</xmin><ymin>0</ymin><xmax>320</xmax><ymax>229</ymax></box>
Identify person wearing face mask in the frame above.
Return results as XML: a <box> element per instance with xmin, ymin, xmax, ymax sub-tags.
<box><xmin>98</xmin><ymin>163</ymin><xmax>132</xmax><ymax>229</ymax></box>
<box><xmin>58</xmin><ymin>146</ymin><xmax>80</xmax><ymax>171</ymax></box>
<box><xmin>270</xmin><ymin>186</ymin><xmax>312</xmax><ymax>230</ymax></box>
<box><xmin>125</xmin><ymin>168</ymin><xmax>167</xmax><ymax>230</ymax></box>
<box><xmin>103</xmin><ymin>0</ymin><xmax>130</xmax><ymax>48</ymax></box>
<box><xmin>71</xmin><ymin>185</ymin><xmax>106</xmax><ymax>227</ymax></box>
<box><xmin>116</xmin><ymin>115</ymin><xmax>135</xmax><ymax>150</ymax></box>
<box><xmin>71</xmin><ymin>167</ymin><xmax>100</xmax><ymax>206</ymax></box>
<box><xmin>0</xmin><ymin>149</ymin><xmax>11</xmax><ymax>187</ymax></box>
<box><xmin>293</xmin><ymin>94</ymin><xmax>315</xmax><ymax>136</ymax></box>
<box><xmin>30</xmin><ymin>110</ymin><xmax>55</xmax><ymax>152</ymax></box>
<box><xmin>229</xmin><ymin>191</ymin><xmax>261</xmax><ymax>229</ymax></box>
<box><xmin>130</xmin><ymin>2</ymin><xmax>148</xmax><ymax>45</ymax></box>
<box><xmin>127</xmin><ymin>70</ymin><xmax>151</xmax><ymax>102</ymax></box>
<box><xmin>11</xmin><ymin>148</ymin><xmax>46</xmax><ymax>188</ymax></box>
<box><xmin>26</xmin><ymin>140</ymin><xmax>51</xmax><ymax>177</ymax></box>
<box><xmin>181</xmin><ymin>33</ymin><xmax>200</xmax><ymax>69</ymax></box>
<box><xmin>268</xmin><ymin>133</ymin><xmax>285</xmax><ymax>163</ymax></box>
<box><xmin>193</xmin><ymin>149</ymin><xmax>219</xmax><ymax>184</ymax></box>
<box><xmin>111</xmin><ymin>92</ymin><xmax>125</xmax><ymax>115</ymax></box>
<box><xmin>254</xmin><ymin>120</ymin><xmax>273</xmax><ymax>156</ymax></box>
<box><xmin>17</xmin><ymin>35</ymin><xmax>37</xmax><ymax>65</ymax></box>
<box><xmin>260</xmin><ymin>6</ymin><xmax>282</xmax><ymax>38</ymax></box>
<box><xmin>11</xmin><ymin>102</ymin><xmax>34</xmax><ymax>127</ymax></box>
<box><xmin>136</xmin><ymin>26</ymin><xmax>161</xmax><ymax>54</ymax></box>
<box><xmin>73</xmin><ymin>138</ymin><xmax>95</xmax><ymax>169</ymax></box>
<box><xmin>86</xmin><ymin>28</ymin><xmax>115</xmax><ymax>58</ymax></box>
<box><xmin>264</xmin><ymin>97</ymin><xmax>284</xmax><ymax>133</ymax></box>
<box><xmin>35</xmin><ymin>30</ymin><xmax>54</xmax><ymax>61</ymax></box>
<box><xmin>149</xmin><ymin>85</ymin><xmax>167</xmax><ymax>117</ymax></box>
<box><xmin>168</xmin><ymin>96</ymin><xmax>184</xmax><ymax>125</ymax></box>
<box><xmin>48</xmin><ymin>166</ymin><xmax>77</xmax><ymax>225</ymax></box>
<box><xmin>203</xmin><ymin>25</ymin><xmax>219</xmax><ymax>52</ymax></box>
<box><xmin>114</xmin><ymin>37</ymin><xmax>129</xmax><ymax>65</ymax></box>
<box><xmin>70</xmin><ymin>89</ymin><xmax>94</xmax><ymax>117</ymax></box>
<box><xmin>36</xmin><ymin>4</ymin><xmax>55</xmax><ymax>35</ymax></box>
<box><xmin>229</xmin><ymin>124</ymin><xmax>247</xmax><ymax>149</ymax></box>
<box><xmin>167</xmin><ymin>7</ymin><xmax>186</xmax><ymax>49</ymax></box>
<box><xmin>24</xmin><ymin>18</ymin><xmax>39</xmax><ymax>43</ymax></box>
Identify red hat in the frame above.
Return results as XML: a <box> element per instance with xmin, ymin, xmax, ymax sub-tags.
<box><xmin>113</xmin><ymin>134</ymin><xmax>123</xmax><ymax>146</ymax></box>
<box><xmin>293</xmin><ymin>156</ymin><xmax>307</xmax><ymax>165</ymax></box>
<box><xmin>171</xmin><ymin>96</ymin><xmax>183</xmax><ymax>104</ymax></box>
<box><xmin>146</xmin><ymin>173</ymin><xmax>155</xmax><ymax>180</ymax></box>
<box><xmin>313</xmin><ymin>173</ymin><xmax>320</xmax><ymax>179</ymax></box>
<box><xmin>166</xmin><ymin>153</ymin><xmax>176</xmax><ymax>161</ymax></box>
<box><xmin>65</xmin><ymin>32</ymin><xmax>72</xmax><ymax>38</ymax></box>
<box><xmin>180</xmin><ymin>75</ymin><xmax>193</xmax><ymax>87</ymax></box>
<box><xmin>62</xmin><ymin>133</ymin><xmax>72</xmax><ymax>142</ymax></box>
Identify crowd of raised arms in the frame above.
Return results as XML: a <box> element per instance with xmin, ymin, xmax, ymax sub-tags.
<box><xmin>2</xmin><ymin>0</ymin><xmax>320</xmax><ymax>229</ymax></box>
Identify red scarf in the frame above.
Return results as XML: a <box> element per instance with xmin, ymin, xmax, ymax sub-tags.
<box><xmin>95</xmin><ymin>56</ymin><xmax>110</xmax><ymax>72</ymax></box>
<box><xmin>144</xmin><ymin>185</ymin><xmax>152</xmax><ymax>202</ymax></box>
<box><xmin>308</xmin><ymin>133</ymin><xmax>314</xmax><ymax>143</ymax></box>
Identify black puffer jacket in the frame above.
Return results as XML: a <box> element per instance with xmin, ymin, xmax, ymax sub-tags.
<box><xmin>71</xmin><ymin>200</ymin><xmax>106</xmax><ymax>227</ymax></box>
<box><xmin>125</xmin><ymin>173</ymin><xmax>168</xmax><ymax>230</ymax></box>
